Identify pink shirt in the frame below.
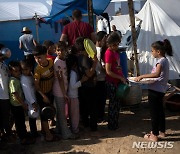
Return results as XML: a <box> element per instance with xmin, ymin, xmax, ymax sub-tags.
<box><xmin>105</xmin><ymin>48</ymin><xmax>123</xmax><ymax>85</ymax></box>
<box><xmin>53</xmin><ymin>57</ymin><xmax>68</xmax><ymax>97</ymax></box>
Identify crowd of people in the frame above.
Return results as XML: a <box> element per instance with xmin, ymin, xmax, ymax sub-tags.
<box><xmin>0</xmin><ymin>9</ymin><xmax>173</xmax><ymax>148</ymax></box>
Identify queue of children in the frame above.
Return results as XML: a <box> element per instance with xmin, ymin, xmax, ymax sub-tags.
<box><xmin>0</xmin><ymin>29</ymin><xmax>173</xmax><ymax>147</ymax></box>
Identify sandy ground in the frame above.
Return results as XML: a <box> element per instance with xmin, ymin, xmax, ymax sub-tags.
<box><xmin>1</xmin><ymin>90</ymin><xmax>180</xmax><ymax>154</ymax></box>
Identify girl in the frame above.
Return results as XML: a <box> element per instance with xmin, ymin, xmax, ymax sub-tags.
<box><xmin>135</xmin><ymin>39</ymin><xmax>173</xmax><ymax>142</ymax></box>
<box><xmin>66</xmin><ymin>54</ymin><xmax>88</xmax><ymax>133</ymax></box>
<box><xmin>104</xmin><ymin>32</ymin><xmax>126</xmax><ymax>130</ymax></box>
<box><xmin>53</xmin><ymin>41</ymin><xmax>76</xmax><ymax>139</ymax></box>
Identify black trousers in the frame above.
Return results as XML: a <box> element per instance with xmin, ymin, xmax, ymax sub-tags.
<box><xmin>11</xmin><ymin>105</ymin><xmax>28</xmax><ymax>139</ymax></box>
<box><xmin>0</xmin><ymin>99</ymin><xmax>11</xmax><ymax>135</ymax></box>
<box><xmin>79</xmin><ymin>86</ymin><xmax>97</xmax><ymax>131</ymax></box>
<box><xmin>148</xmin><ymin>89</ymin><xmax>165</xmax><ymax>136</ymax></box>
<box><xmin>29</xmin><ymin>117</ymin><xmax>37</xmax><ymax>135</ymax></box>
<box><xmin>36</xmin><ymin>91</ymin><xmax>54</xmax><ymax>121</ymax></box>
<box><xmin>95</xmin><ymin>81</ymin><xmax>106</xmax><ymax>120</ymax></box>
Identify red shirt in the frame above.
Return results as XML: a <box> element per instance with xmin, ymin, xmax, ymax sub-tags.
<box><xmin>47</xmin><ymin>54</ymin><xmax>56</xmax><ymax>62</ymax></box>
<box><xmin>105</xmin><ymin>48</ymin><xmax>123</xmax><ymax>85</ymax></box>
<box><xmin>62</xmin><ymin>21</ymin><xmax>94</xmax><ymax>46</ymax></box>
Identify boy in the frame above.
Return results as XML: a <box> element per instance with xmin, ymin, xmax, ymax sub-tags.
<box><xmin>0</xmin><ymin>44</ymin><xmax>12</xmax><ymax>144</ymax></box>
<box><xmin>20</xmin><ymin>60</ymin><xmax>39</xmax><ymax>138</ymax></box>
<box><xmin>33</xmin><ymin>45</ymin><xmax>59</xmax><ymax>142</ymax></box>
<box><xmin>9</xmin><ymin>61</ymin><xmax>34</xmax><ymax>145</ymax></box>
<box><xmin>42</xmin><ymin>40</ymin><xmax>56</xmax><ymax>62</ymax></box>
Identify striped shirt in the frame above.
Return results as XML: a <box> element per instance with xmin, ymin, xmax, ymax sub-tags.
<box><xmin>34</xmin><ymin>59</ymin><xmax>54</xmax><ymax>93</ymax></box>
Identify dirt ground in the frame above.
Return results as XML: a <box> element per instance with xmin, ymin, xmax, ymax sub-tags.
<box><xmin>1</xmin><ymin>90</ymin><xmax>180</xmax><ymax>154</ymax></box>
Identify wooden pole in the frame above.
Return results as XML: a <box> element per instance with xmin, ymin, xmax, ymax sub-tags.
<box><xmin>127</xmin><ymin>0</ymin><xmax>140</xmax><ymax>76</ymax></box>
<box><xmin>87</xmin><ymin>0</ymin><xmax>94</xmax><ymax>29</ymax></box>
<box><xmin>34</xmin><ymin>13</ymin><xmax>40</xmax><ymax>43</ymax></box>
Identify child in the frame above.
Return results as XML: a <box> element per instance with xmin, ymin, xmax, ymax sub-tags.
<box><xmin>104</xmin><ymin>32</ymin><xmax>126</xmax><ymax>130</ymax></box>
<box><xmin>53</xmin><ymin>41</ymin><xmax>76</xmax><ymax>139</ymax></box>
<box><xmin>0</xmin><ymin>44</ymin><xmax>12</xmax><ymax>141</ymax></box>
<box><xmin>43</xmin><ymin>40</ymin><xmax>56</xmax><ymax>126</ymax></box>
<box><xmin>95</xmin><ymin>31</ymin><xmax>107</xmax><ymax>122</ymax></box>
<box><xmin>42</xmin><ymin>40</ymin><xmax>56</xmax><ymax>61</ymax></box>
<box><xmin>66</xmin><ymin>54</ymin><xmax>88</xmax><ymax>133</ymax></box>
<box><xmin>135</xmin><ymin>39</ymin><xmax>173</xmax><ymax>142</ymax></box>
<box><xmin>74</xmin><ymin>37</ymin><xmax>98</xmax><ymax>131</ymax></box>
<box><xmin>8</xmin><ymin>61</ymin><xmax>34</xmax><ymax>144</ymax></box>
<box><xmin>33</xmin><ymin>45</ymin><xmax>59</xmax><ymax>142</ymax></box>
<box><xmin>20</xmin><ymin>60</ymin><xmax>39</xmax><ymax>138</ymax></box>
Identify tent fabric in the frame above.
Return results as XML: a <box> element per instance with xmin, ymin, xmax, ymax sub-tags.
<box><xmin>110</xmin><ymin>15</ymin><xmax>130</xmax><ymax>35</ymax></box>
<box><xmin>46</xmin><ymin>0</ymin><xmax>111</xmax><ymax>22</ymax></box>
<box><xmin>133</xmin><ymin>0</ymin><xmax>180</xmax><ymax>79</ymax></box>
<box><xmin>0</xmin><ymin>0</ymin><xmax>52</xmax><ymax>21</ymax></box>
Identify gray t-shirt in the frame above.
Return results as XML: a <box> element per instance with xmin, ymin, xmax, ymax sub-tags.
<box><xmin>19</xmin><ymin>34</ymin><xmax>35</xmax><ymax>55</ymax></box>
<box><xmin>148</xmin><ymin>57</ymin><xmax>169</xmax><ymax>93</ymax></box>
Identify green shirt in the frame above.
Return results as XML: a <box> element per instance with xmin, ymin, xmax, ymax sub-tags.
<box><xmin>9</xmin><ymin>77</ymin><xmax>24</xmax><ymax>106</ymax></box>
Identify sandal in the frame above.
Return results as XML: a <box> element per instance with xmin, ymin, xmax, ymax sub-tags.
<box><xmin>159</xmin><ymin>131</ymin><xmax>166</xmax><ymax>138</ymax></box>
<box><xmin>150</xmin><ymin>131</ymin><xmax>166</xmax><ymax>138</ymax></box>
<box><xmin>45</xmin><ymin>135</ymin><xmax>60</xmax><ymax>142</ymax></box>
<box><xmin>144</xmin><ymin>133</ymin><xmax>158</xmax><ymax>142</ymax></box>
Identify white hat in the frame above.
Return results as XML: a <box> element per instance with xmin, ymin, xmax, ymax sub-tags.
<box><xmin>21</xmin><ymin>27</ymin><xmax>32</xmax><ymax>33</ymax></box>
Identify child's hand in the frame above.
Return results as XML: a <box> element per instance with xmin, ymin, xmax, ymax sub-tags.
<box><xmin>22</xmin><ymin>103</ymin><xmax>28</xmax><ymax>111</ymax></box>
<box><xmin>32</xmin><ymin>103</ymin><xmax>38</xmax><ymax>112</ymax></box>
<box><xmin>43</xmin><ymin>95</ymin><xmax>50</xmax><ymax>104</ymax></box>
<box><xmin>120</xmin><ymin>77</ymin><xmax>127</xmax><ymax>84</ymax></box>
<box><xmin>134</xmin><ymin>76</ymin><xmax>143</xmax><ymax>82</ymax></box>
<box><xmin>64</xmin><ymin>95</ymin><xmax>69</xmax><ymax>103</ymax></box>
<box><xmin>81</xmin><ymin>75</ymin><xmax>88</xmax><ymax>83</ymax></box>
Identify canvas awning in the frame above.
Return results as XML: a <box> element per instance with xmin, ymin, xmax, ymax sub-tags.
<box><xmin>0</xmin><ymin>0</ymin><xmax>52</xmax><ymax>22</ymax></box>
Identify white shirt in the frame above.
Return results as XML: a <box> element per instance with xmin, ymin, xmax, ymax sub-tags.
<box><xmin>20</xmin><ymin>75</ymin><xmax>36</xmax><ymax>105</ymax></box>
<box><xmin>68</xmin><ymin>70</ymin><xmax>82</xmax><ymax>98</ymax></box>
<box><xmin>95</xmin><ymin>47</ymin><xmax>106</xmax><ymax>81</ymax></box>
<box><xmin>53</xmin><ymin>57</ymin><xmax>68</xmax><ymax>97</ymax></box>
<box><xmin>0</xmin><ymin>62</ymin><xmax>9</xmax><ymax>99</ymax></box>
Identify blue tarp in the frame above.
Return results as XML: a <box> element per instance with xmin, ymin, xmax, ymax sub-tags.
<box><xmin>45</xmin><ymin>0</ymin><xmax>111</xmax><ymax>22</ymax></box>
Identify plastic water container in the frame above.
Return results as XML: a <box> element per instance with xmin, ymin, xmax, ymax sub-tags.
<box><xmin>120</xmin><ymin>51</ymin><xmax>128</xmax><ymax>79</ymax></box>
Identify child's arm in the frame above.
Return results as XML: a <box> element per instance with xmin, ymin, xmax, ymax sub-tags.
<box><xmin>69</xmin><ymin>71</ymin><xmax>88</xmax><ymax>89</ymax></box>
<box><xmin>135</xmin><ymin>63</ymin><xmax>162</xmax><ymax>81</ymax></box>
<box><xmin>105</xmin><ymin>63</ymin><xmax>126</xmax><ymax>83</ymax></box>
<box><xmin>34</xmin><ymin>78</ymin><xmax>50</xmax><ymax>104</ymax></box>
<box><xmin>12</xmin><ymin>92</ymin><xmax>28</xmax><ymax>110</ymax></box>
<box><xmin>56</xmin><ymin>70</ymin><xmax>68</xmax><ymax>102</ymax></box>
<box><xmin>85</xmin><ymin>56</ymin><xmax>98</xmax><ymax>78</ymax></box>
<box><xmin>21</xmin><ymin>77</ymin><xmax>36</xmax><ymax>105</ymax></box>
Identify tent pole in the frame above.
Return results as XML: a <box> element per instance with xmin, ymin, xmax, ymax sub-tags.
<box><xmin>87</xmin><ymin>0</ymin><xmax>94</xmax><ymax>29</ymax></box>
<box><xmin>34</xmin><ymin>13</ymin><xmax>40</xmax><ymax>43</ymax></box>
<box><xmin>128</xmin><ymin>0</ymin><xmax>140</xmax><ymax>76</ymax></box>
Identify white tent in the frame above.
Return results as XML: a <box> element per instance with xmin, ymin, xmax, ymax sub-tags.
<box><xmin>0</xmin><ymin>0</ymin><xmax>61</xmax><ymax>62</ymax></box>
<box><xmin>110</xmin><ymin>15</ymin><xmax>130</xmax><ymax>35</ymax></box>
<box><xmin>131</xmin><ymin>0</ymin><xmax>180</xmax><ymax>80</ymax></box>
<box><xmin>0</xmin><ymin>0</ymin><xmax>52</xmax><ymax>21</ymax></box>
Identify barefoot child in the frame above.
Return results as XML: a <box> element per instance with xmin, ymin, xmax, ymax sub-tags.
<box><xmin>135</xmin><ymin>39</ymin><xmax>173</xmax><ymax>141</ymax></box>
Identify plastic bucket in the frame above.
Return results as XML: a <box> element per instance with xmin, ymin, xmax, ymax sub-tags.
<box><xmin>41</xmin><ymin>106</ymin><xmax>56</xmax><ymax>120</ymax></box>
<box><xmin>116</xmin><ymin>83</ymin><xmax>130</xmax><ymax>99</ymax></box>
